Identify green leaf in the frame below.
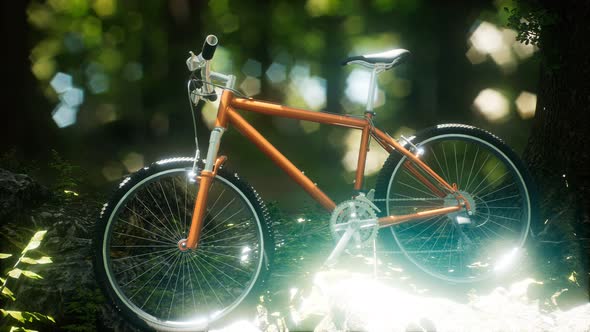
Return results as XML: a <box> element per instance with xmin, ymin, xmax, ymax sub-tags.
<box><xmin>35</xmin><ymin>256</ymin><xmax>53</xmax><ymax>264</ymax></box>
<box><xmin>21</xmin><ymin>256</ymin><xmax>52</xmax><ymax>265</ymax></box>
<box><xmin>20</xmin><ymin>257</ymin><xmax>37</xmax><ymax>264</ymax></box>
<box><xmin>31</xmin><ymin>230</ymin><xmax>47</xmax><ymax>242</ymax></box>
<box><xmin>22</xmin><ymin>230</ymin><xmax>47</xmax><ymax>254</ymax></box>
<box><xmin>28</xmin><ymin>312</ymin><xmax>55</xmax><ymax>323</ymax></box>
<box><xmin>10</xmin><ymin>327</ymin><xmax>39</xmax><ymax>332</ymax></box>
<box><xmin>8</xmin><ymin>268</ymin><xmax>22</xmax><ymax>279</ymax></box>
<box><xmin>0</xmin><ymin>253</ymin><xmax>12</xmax><ymax>259</ymax></box>
<box><xmin>21</xmin><ymin>270</ymin><xmax>43</xmax><ymax>280</ymax></box>
<box><xmin>22</xmin><ymin>241</ymin><xmax>41</xmax><ymax>253</ymax></box>
<box><xmin>1</xmin><ymin>309</ymin><xmax>25</xmax><ymax>322</ymax></box>
<box><xmin>1</xmin><ymin>286</ymin><xmax>16</xmax><ymax>301</ymax></box>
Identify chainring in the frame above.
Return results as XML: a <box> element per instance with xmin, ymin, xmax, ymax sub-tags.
<box><xmin>329</xmin><ymin>199</ymin><xmax>378</xmax><ymax>250</ymax></box>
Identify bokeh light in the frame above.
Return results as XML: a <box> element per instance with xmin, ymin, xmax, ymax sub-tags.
<box><xmin>300</xmin><ymin>121</ymin><xmax>320</xmax><ymax>134</ymax></box>
<box><xmin>61</xmin><ymin>87</ymin><xmax>84</xmax><ymax>107</ymax></box>
<box><xmin>92</xmin><ymin>0</ymin><xmax>117</xmax><ymax>17</ymax></box>
<box><xmin>467</xmin><ymin>21</ymin><xmax>538</xmax><ymax>72</ymax></box>
<box><xmin>345</xmin><ymin>69</ymin><xmax>373</xmax><ymax>105</ymax></box>
<box><xmin>51</xmin><ymin>104</ymin><xmax>78</xmax><ymax>128</ymax></box>
<box><xmin>49</xmin><ymin>72</ymin><xmax>85</xmax><ymax>128</ymax></box>
<box><xmin>50</xmin><ymin>72</ymin><xmax>73</xmax><ymax>94</ymax></box>
<box><xmin>96</xmin><ymin>103</ymin><xmax>117</xmax><ymax>124</ymax></box>
<box><xmin>469</xmin><ymin>22</ymin><xmax>504</xmax><ymax>55</ymax></box>
<box><xmin>211</xmin><ymin>46</ymin><xmax>233</xmax><ymax>73</ymax></box>
<box><xmin>266</xmin><ymin>62</ymin><xmax>287</xmax><ymax>84</ymax></box>
<box><xmin>344</xmin><ymin>69</ymin><xmax>385</xmax><ymax>110</ymax></box>
<box><xmin>88</xmin><ymin>72</ymin><xmax>109</xmax><ymax>94</ymax></box>
<box><xmin>102</xmin><ymin>161</ymin><xmax>124</xmax><ymax>181</ymax></box>
<box><xmin>123</xmin><ymin>62</ymin><xmax>143</xmax><ymax>81</ymax></box>
<box><xmin>341</xmin><ymin>130</ymin><xmax>389</xmax><ymax>175</ymax></box>
<box><xmin>240</xmin><ymin>76</ymin><xmax>262</xmax><ymax>96</ymax></box>
<box><xmin>242</xmin><ymin>58</ymin><xmax>262</xmax><ymax>77</ymax></box>
<box><xmin>287</xmin><ymin>63</ymin><xmax>327</xmax><ymax>110</ymax></box>
<box><xmin>512</xmin><ymin>41</ymin><xmax>536</xmax><ymax>60</ymax></box>
<box><xmin>122</xmin><ymin>152</ymin><xmax>144</xmax><ymax>172</ymax></box>
<box><xmin>473</xmin><ymin>88</ymin><xmax>509</xmax><ymax>122</ymax></box>
<box><xmin>298</xmin><ymin>76</ymin><xmax>327</xmax><ymax>111</ymax></box>
<box><xmin>515</xmin><ymin>91</ymin><xmax>537</xmax><ymax>119</ymax></box>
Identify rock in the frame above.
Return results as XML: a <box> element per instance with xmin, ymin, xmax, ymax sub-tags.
<box><xmin>0</xmin><ymin>168</ymin><xmax>50</xmax><ymax>221</ymax></box>
<box><xmin>0</xmin><ymin>168</ymin><xmax>137</xmax><ymax>331</ymax></box>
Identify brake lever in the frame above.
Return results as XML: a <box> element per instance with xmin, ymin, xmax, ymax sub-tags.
<box><xmin>186</xmin><ymin>51</ymin><xmax>204</xmax><ymax>72</ymax></box>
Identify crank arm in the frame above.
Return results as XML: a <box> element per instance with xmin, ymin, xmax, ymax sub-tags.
<box><xmin>324</xmin><ymin>227</ymin><xmax>356</xmax><ymax>268</ymax></box>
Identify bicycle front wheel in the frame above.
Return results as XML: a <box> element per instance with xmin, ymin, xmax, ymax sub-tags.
<box><xmin>94</xmin><ymin>158</ymin><xmax>274</xmax><ymax>331</ymax></box>
<box><xmin>375</xmin><ymin>124</ymin><xmax>536</xmax><ymax>283</ymax></box>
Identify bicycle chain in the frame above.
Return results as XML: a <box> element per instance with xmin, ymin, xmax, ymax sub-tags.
<box><xmin>372</xmin><ymin>197</ymin><xmax>442</xmax><ymax>202</ymax></box>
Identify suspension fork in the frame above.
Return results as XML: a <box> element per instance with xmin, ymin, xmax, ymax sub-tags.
<box><xmin>179</xmin><ymin>127</ymin><xmax>226</xmax><ymax>251</ymax></box>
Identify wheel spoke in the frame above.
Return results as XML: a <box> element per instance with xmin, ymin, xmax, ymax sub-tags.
<box><xmin>200</xmin><ymin>198</ymin><xmax>237</xmax><ymax>238</ymax></box>
<box><xmin>384</xmin><ymin>133</ymin><xmax>532</xmax><ymax>282</ymax></box>
<box><xmin>200</xmin><ymin>208</ymin><xmax>246</xmax><ymax>241</ymax></box>
<box><xmin>134</xmin><ymin>196</ymin><xmax>180</xmax><ymax>241</ymax></box>
<box><xmin>158</xmin><ymin>181</ymin><xmax>183</xmax><ymax>239</ymax></box>
<box><xmin>117</xmin><ymin>217</ymin><xmax>176</xmax><ymax>243</ymax></box>
<box><xmin>464</xmin><ymin>146</ymin><xmax>480</xmax><ymax>191</ymax></box>
<box><xmin>99</xmin><ymin>165</ymin><xmax>268</xmax><ymax>328</ymax></box>
<box><xmin>145</xmin><ymin>185</ymin><xmax>182</xmax><ymax>239</ymax></box>
<box><xmin>115</xmin><ymin>248</ymin><xmax>177</xmax><ymax>275</ymax></box>
<box><xmin>113</xmin><ymin>231</ymin><xmax>173</xmax><ymax>245</ymax></box>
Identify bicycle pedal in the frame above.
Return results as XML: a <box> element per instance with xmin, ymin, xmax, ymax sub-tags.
<box><xmin>366</xmin><ymin>189</ymin><xmax>375</xmax><ymax>201</ymax></box>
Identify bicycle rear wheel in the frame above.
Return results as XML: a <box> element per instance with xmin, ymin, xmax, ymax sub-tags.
<box><xmin>94</xmin><ymin>158</ymin><xmax>273</xmax><ymax>331</ymax></box>
<box><xmin>375</xmin><ymin>124</ymin><xmax>536</xmax><ymax>283</ymax></box>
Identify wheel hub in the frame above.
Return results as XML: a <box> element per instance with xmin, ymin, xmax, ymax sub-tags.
<box><xmin>444</xmin><ymin>190</ymin><xmax>476</xmax><ymax>225</ymax></box>
<box><xmin>177</xmin><ymin>239</ymin><xmax>189</xmax><ymax>251</ymax></box>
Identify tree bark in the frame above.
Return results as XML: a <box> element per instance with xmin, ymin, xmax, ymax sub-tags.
<box><xmin>0</xmin><ymin>0</ymin><xmax>57</xmax><ymax>158</ymax></box>
<box><xmin>523</xmin><ymin>1</ymin><xmax>590</xmax><ymax>296</ymax></box>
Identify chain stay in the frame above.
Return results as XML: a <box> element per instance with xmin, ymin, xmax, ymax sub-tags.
<box><xmin>372</xmin><ymin>197</ymin><xmax>442</xmax><ymax>202</ymax></box>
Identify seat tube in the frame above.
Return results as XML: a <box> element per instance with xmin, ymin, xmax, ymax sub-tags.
<box><xmin>354</xmin><ymin>121</ymin><xmax>371</xmax><ymax>191</ymax></box>
<box><xmin>184</xmin><ymin>127</ymin><xmax>225</xmax><ymax>250</ymax></box>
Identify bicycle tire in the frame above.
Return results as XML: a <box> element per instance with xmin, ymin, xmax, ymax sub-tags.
<box><xmin>375</xmin><ymin>124</ymin><xmax>537</xmax><ymax>283</ymax></box>
<box><xmin>94</xmin><ymin>158</ymin><xmax>274</xmax><ymax>331</ymax></box>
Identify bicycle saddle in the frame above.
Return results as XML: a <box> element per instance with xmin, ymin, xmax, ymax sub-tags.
<box><xmin>342</xmin><ymin>49</ymin><xmax>410</xmax><ymax>68</ymax></box>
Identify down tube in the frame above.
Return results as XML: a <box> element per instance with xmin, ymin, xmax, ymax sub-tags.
<box><xmin>226</xmin><ymin>108</ymin><xmax>337</xmax><ymax>211</ymax></box>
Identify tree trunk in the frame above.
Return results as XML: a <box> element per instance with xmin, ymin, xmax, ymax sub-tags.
<box><xmin>523</xmin><ymin>1</ymin><xmax>590</xmax><ymax>297</ymax></box>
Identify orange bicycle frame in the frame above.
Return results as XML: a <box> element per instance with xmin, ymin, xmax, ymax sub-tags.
<box><xmin>184</xmin><ymin>90</ymin><xmax>464</xmax><ymax>249</ymax></box>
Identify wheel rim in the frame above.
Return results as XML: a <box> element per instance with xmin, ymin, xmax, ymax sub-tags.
<box><xmin>102</xmin><ymin>168</ymin><xmax>264</xmax><ymax>328</ymax></box>
<box><xmin>386</xmin><ymin>134</ymin><xmax>531</xmax><ymax>282</ymax></box>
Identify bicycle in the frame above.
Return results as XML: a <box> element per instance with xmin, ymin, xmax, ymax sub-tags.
<box><xmin>93</xmin><ymin>35</ymin><xmax>537</xmax><ymax>331</ymax></box>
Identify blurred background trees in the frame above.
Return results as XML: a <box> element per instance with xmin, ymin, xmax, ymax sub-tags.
<box><xmin>2</xmin><ymin>0</ymin><xmax>540</xmax><ymax>211</ymax></box>
<box><xmin>509</xmin><ymin>0</ymin><xmax>590</xmax><ymax>297</ymax></box>
<box><xmin>2</xmin><ymin>1</ymin><xmax>589</xmax><ymax>329</ymax></box>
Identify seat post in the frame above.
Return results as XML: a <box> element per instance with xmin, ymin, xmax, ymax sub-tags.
<box><xmin>365</xmin><ymin>67</ymin><xmax>379</xmax><ymax>114</ymax></box>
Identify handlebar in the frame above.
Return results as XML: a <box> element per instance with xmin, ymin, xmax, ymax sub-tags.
<box><xmin>201</xmin><ymin>35</ymin><xmax>218</xmax><ymax>61</ymax></box>
<box><xmin>186</xmin><ymin>35</ymin><xmax>236</xmax><ymax>104</ymax></box>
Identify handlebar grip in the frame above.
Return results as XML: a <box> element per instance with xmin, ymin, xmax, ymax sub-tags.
<box><xmin>201</xmin><ymin>35</ymin><xmax>218</xmax><ymax>60</ymax></box>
